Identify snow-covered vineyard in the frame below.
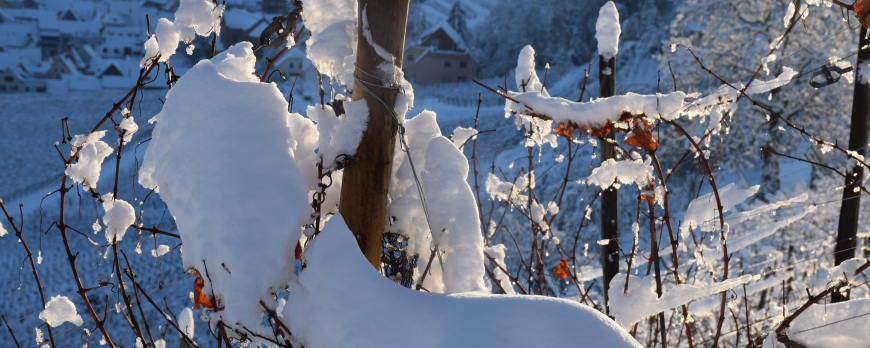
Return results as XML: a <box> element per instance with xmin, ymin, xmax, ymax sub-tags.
<box><xmin>1</xmin><ymin>0</ymin><xmax>870</xmax><ymax>347</ymax></box>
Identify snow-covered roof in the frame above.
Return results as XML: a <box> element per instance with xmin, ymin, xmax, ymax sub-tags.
<box><xmin>101</xmin><ymin>11</ymin><xmax>126</xmax><ymax>26</ymax></box>
<box><xmin>82</xmin><ymin>44</ymin><xmax>99</xmax><ymax>60</ymax></box>
<box><xmin>417</xmin><ymin>21</ymin><xmax>467</xmax><ymax>51</ymax></box>
<box><xmin>29</xmin><ymin>59</ymin><xmax>52</xmax><ymax>74</ymax></box>
<box><xmin>412</xmin><ymin>47</ymin><xmax>474</xmax><ymax>65</ymax></box>
<box><xmin>95</xmin><ymin>58</ymin><xmax>137</xmax><ymax>77</ymax></box>
<box><xmin>59</xmin><ymin>19</ymin><xmax>101</xmax><ymax>36</ymax></box>
<box><xmin>272</xmin><ymin>46</ymin><xmax>311</xmax><ymax>70</ymax></box>
<box><xmin>59</xmin><ymin>7</ymin><xmax>81</xmax><ymax>21</ymax></box>
<box><xmin>223</xmin><ymin>8</ymin><xmax>266</xmax><ymax>31</ymax></box>
<box><xmin>56</xmin><ymin>55</ymin><xmax>80</xmax><ymax>75</ymax></box>
<box><xmin>0</xmin><ymin>47</ymin><xmax>41</xmax><ymax>67</ymax></box>
<box><xmin>0</xmin><ymin>20</ymin><xmax>39</xmax><ymax>47</ymax></box>
<box><xmin>69</xmin><ymin>48</ymin><xmax>86</xmax><ymax>68</ymax></box>
<box><xmin>43</xmin><ymin>0</ymin><xmax>108</xmax><ymax>21</ymax></box>
<box><xmin>2</xmin><ymin>65</ymin><xmax>29</xmax><ymax>80</ymax></box>
<box><xmin>3</xmin><ymin>8</ymin><xmax>59</xmax><ymax>31</ymax></box>
<box><xmin>0</xmin><ymin>8</ymin><xmax>15</xmax><ymax>23</ymax></box>
<box><xmin>248</xmin><ymin>19</ymin><xmax>269</xmax><ymax>36</ymax></box>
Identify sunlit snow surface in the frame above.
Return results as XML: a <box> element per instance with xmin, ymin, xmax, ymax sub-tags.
<box><xmin>286</xmin><ymin>214</ymin><xmax>642</xmax><ymax>348</ymax></box>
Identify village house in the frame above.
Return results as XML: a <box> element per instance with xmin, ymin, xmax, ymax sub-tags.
<box><xmin>403</xmin><ymin>22</ymin><xmax>477</xmax><ymax>85</ymax></box>
<box><xmin>0</xmin><ymin>65</ymin><xmax>45</xmax><ymax>92</ymax></box>
<box><xmin>221</xmin><ymin>8</ymin><xmax>269</xmax><ymax>50</ymax></box>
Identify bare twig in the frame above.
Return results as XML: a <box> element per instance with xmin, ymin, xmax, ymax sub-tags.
<box><xmin>0</xmin><ymin>200</ymin><xmax>55</xmax><ymax>348</ymax></box>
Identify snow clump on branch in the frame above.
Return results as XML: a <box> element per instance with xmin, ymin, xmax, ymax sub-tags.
<box><xmin>65</xmin><ymin>131</ymin><xmax>112</xmax><ymax>190</ymax></box>
<box><xmin>304</xmin><ymin>0</ymin><xmax>357</xmax><ymax>86</ymax></box>
<box><xmin>140</xmin><ymin>0</ymin><xmax>224</xmax><ymax>68</ymax></box>
<box><xmin>139</xmin><ymin>42</ymin><xmax>310</xmax><ymax>341</ymax></box>
<box><xmin>39</xmin><ymin>295</ymin><xmax>84</xmax><ymax>327</ymax></box>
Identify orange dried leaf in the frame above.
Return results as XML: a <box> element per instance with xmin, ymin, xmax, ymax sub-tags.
<box><xmin>554</xmin><ymin>123</ymin><xmax>575</xmax><ymax>140</ymax></box>
<box><xmin>624</xmin><ymin>119</ymin><xmax>658</xmax><ymax>151</ymax></box>
<box><xmin>193</xmin><ymin>274</ymin><xmax>215</xmax><ymax>309</ymax></box>
<box><xmin>554</xmin><ymin>258</ymin><xmax>570</xmax><ymax>280</ymax></box>
<box><xmin>854</xmin><ymin>0</ymin><xmax>870</xmax><ymax>28</ymax></box>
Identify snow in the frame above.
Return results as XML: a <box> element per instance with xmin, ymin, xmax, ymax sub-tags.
<box><xmin>303</xmin><ymin>0</ymin><xmax>357</xmax><ymax>86</ymax></box>
<box><xmin>151</xmin><ymin>244</ymin><xmax>170</xmax><ymax>257</ymax></box>
<box><xmin>515</xmin><ymin>45</ymin><xmax>548</xmax><ymax>95</ymax></box>
<box><xmin>608</xmin><ymin>273</ymin><xmax>755</xmax><ymax>327</ymax></box>
<box><xmin>595</xmin><ymin>1</ymin><xmax>621</xmax><ymax>60</ymax></box>
<box><xmin>141</xmin><ymin>35</ymin><xmax>160</xmax><ymax>68</ymax></box>
<box><xmin>723</xmin><ymin>205</ymin><xmax>815</xmax><ymax>254</ymax></box>
<box><xmin>285</xmin><ymin>214</ymin><xmax>642</xmax><ymax>347</ymax></box>
<box><xmin>147</xmin><ymin>0</ymin><xmax>223</xmax><ymax>65</ymax></box>
<box><xmin>685</xmin><ymin>67</ymin><xmax>798</xmax><ymax>119</ymax></box>
<box><xmin>100</xmin><ymin>194</ymin><xmax>135</xmax><ymax>243</ymax></box>
<box><xmin>139</xmin><ymin>42</ymin><xmax>310</xmax><ymax>338</ymax></box>
<box><xmin>155</xmin><ymin>19</ymin><xmax>180</xmax><ymax>63</ymax></box>
<box><xmin>680</xmin><ymin>183</ymin><xmax>759</xmax><ymax>239</ymax></box>
<box><xmin>119</xmin><ymin>113</ymin><xmax>138</xmax><ymax>143</ymax></box>
<box><xmin>486</xmin><ymin>171</ymin><xmax>532</xmax><ymax>206</ymax></box>
<box><xmin>386</xmin><ymin>110</ymin><xmax>486</xmax><ymax>293</ymax></box>
<box><xmin>789</xmin><ymin>299</ymin><xmax>870</xmax><ymax>348</ymax></box>
<box><xmin>784</xmin><ymin>3</ymin><xmax>795</xmax><ymax>27</ymax></box>
<box><xmin>65</xmin><ymin>130</ymin><xmax>112</xmax><ymax>190</ymax></box>
<box><xmin>39</xmin><ymin>295</ymin><xmax>84</xmax><ymax>327</ymax></box>
<box><xmin>306</xmin><ymin>101</ymin><xmax>369</xmax><ymax>170</ymax></box>
<box><xmin>744</xmin><ymin>67</ymin><xmax>798</xmax><ymax>95</ymax></box>
<box><xmin>450</xmin><ymin>126</ymin><xmax>477</xmax><ymax>149</ymax></box>
<box><xmin>587</xmin><ymin>158</ymin><xmax>654</xmax><ymax>189</ymax></box>
<box><xmin>173</xmin><ymin>0</ymin><xmax>224</xmax><ymax>39</ymax></box>
<box><xmin>506</xmin><ymin>90</ymin><xmax>688</xmax><ymax>125</ymax></box>
<box><xmin>485</xmin><ymin>244</ymin><xmax>515</xmax><ymax>294</ymax></box>
<box><xmin>361</xmin><ymin>6</ymin><xmax>394</xmax><ymax>63</ymax></box>
<box><xmin>0</xmin><ymin>220</ymin><xmax>7</xmax><ymax>237</ymax></box>
<box><xmin>178</xmin><ymin>307</ymin><xmax>194</xmax><ymax>341</ymax></box>
<box><xmin>808</xmin><ymin>258</ymin><xmax>869</xmax><ymax>295</ymax></box>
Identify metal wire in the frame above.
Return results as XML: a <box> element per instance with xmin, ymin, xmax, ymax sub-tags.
<box><xmin>352</xmin><ymin>66</ymin><xmax>435</xmax><ymax>240</ymax></box>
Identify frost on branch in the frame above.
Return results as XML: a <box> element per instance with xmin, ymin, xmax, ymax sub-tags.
<box><xmin>587</xmin><ymin>158</ymin><xmax>654</xmax><ymax>189</ymax></box>
<box><xmin>485</xmin><ymin>244</ymin><xmax>515</xmax><ymax>295</ymax></box>
<box><xmin>119</xmin><ymin>109</ymin><xmax>138</xmax><ymax>143</ymax></box>
<box><xmin>486</xmin><ymin>170</ymin><xmax>533</xmax><ymax>206</ymax></box>
<box><xmin>139</xmin><ymin>42</ymin><xmax>309</xmax><ymax>337</ymax></box>
<box><xmin>596</xmin><ymin>1</ymin><xmax>621</xmax><ymax>60</ymax></box>
<box><xmin>39</xmin><ymin>295</ymin><xmax>84</xmax><ymax>327</ymax></box>
<box><xmin>303</xmin><ymin>0</ymin><xmax>357</xmax><ymax>86</ymax></box>
<box><xmin>100</xmin><ymin>194</ymin><xmax>135</xmax><ymax>243</ymax></box>
<box><xmin>65</xmin><ymin>131</ymin><xmax>112</xmax><ymax>190</ymax></box>
<box><xmin>680</xmin><ymin>182</ymin><xmax>759</xmax><ymax>239</ymax></box>
<box><xmin>386</xmin><ymin>110</ymin><xmax>486</xmax><ymax>293</ymax></box>
<box><xmin>284</xmin><ymin>215</ymin><xmax>641</xmax><ymax>347</ymax></box>
<box><xmin>608</xmin><ymin>273</ymin><xmax>755</xmax><ymax>328</ymax></box>
<box><xmin>507</xmin><ymin>91</ymin><xmax>687</xmax><ymax>125</ymax></box>
<box><xmin>683</xmin><ymin>67</ymin><xmax>797</xmax><ymax>119</ymax></box>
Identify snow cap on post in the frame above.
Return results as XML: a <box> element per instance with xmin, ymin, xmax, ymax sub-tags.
<box><xmin>595</xmin><ymin>1</ymin><xmax>621</xmax><ymax>60</ymax></box>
